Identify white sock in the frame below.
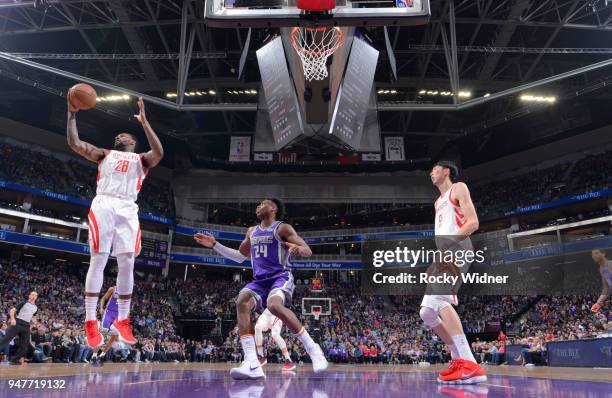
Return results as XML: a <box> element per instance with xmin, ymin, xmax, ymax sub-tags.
<box><xmin>448</xmin><ymin>344</ymin><xmax>460</xmax><ymax>360</ymax></box>
<box><xmin>451</xmin><ymin>334</ymin><xmax>476</xmax><ymax>363</ymax></box>
<box><xmin>240</xmin><ymin>335</ymin><xmax>257</xmax><ymax>362</ymax></box>
<box><xmin>117</xmin><ymin>298</ymin><xmax>131</xmax><ymax>320</ymax></box>
<box><xmin>85</xmin><ymin>296</ymin><xmax>98</xmax><ymax>321</ymax></box>
<box><xmin>295</xmin><ymin>328</ymin><xmax>317</xmax><ymax>352</ymax></box>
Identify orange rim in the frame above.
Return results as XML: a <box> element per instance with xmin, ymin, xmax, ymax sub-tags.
<box><xmin>290</xmin><ymin>26</ymin><xmax>345</xmax><ymax>57</ymax></box>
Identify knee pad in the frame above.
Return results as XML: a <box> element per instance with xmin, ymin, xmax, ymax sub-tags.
<box><xmin>419</xmin><ymin>306</ymin><xmax>442</xmax><ymax>328</ymax></box>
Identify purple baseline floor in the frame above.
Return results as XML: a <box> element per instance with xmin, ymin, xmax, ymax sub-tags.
<box><xmin>0</xmin><ymin>369</ymin><xmax>610</xmax><ymax>398</ymax></box>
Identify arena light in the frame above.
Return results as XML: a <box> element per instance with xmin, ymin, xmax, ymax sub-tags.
<box><xmin>484</xmin><ymin>93</ymin><xmax>491</xmax><ymax>97</ymax></box>
<box><xmin>458</xmin><ymin>91</ymin><xmax>472</xmax><ymax>98</ymax></box>
<box><xmin>97</xmin><ymin>94</ymin><xmax>131</xmax><ymax>102</ymax></box>
<box><xmin>520</xmin><ymin>94</ymin><xmax>556</xmax><ymax>103</ymax></box>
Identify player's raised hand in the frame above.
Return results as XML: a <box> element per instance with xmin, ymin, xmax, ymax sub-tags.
<box><xmin>591</xmin><ymin>302</ymin><xmax>601</xmax><ymax>313</ymax></box>
<box><xmin>194</xmin><ymin>233</ymin><xmax>216</xmax><ymax>248</ymax></box>
<box><xmin>134</xmin><ymin>97</ymin><xmax>147</xmax><ymax>124</ymax></box>
<box><xmin>285</xmin><ymin>242</ymin><xmax>302</xmax><ymax>256</ymax></box>
<box><xmin>67</xmin><ymin>97</ymin><xmax>78</xmax><ymax>114</ymax></box>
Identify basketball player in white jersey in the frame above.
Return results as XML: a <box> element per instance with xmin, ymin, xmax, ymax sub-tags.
<box><xmin>67</xmin><ymin>97</ymin><xmax>164</xmax><ymax>348</ymax></box>
<box><xmin>255</xmin><ymin>308</ymin><xmax>296</xmax><ymax>371</ymax></box>
<box><xmin>421</xmin><ymin>161</ymin><xmax>486</xmax><ymax>384</ymax></box>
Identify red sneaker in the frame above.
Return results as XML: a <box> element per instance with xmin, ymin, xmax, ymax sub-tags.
<box><xmin>437</xmin><ymin>360</ymin><xmax>487</xmax><ymax>384</ymax></box>
<box><xmin>84</xmin><ymin>320</ymin><xmax>104</xmax><ymax>348</ymax></box>
<box><xmin>439</xmin><ymin>359</ymin><xmax>463</xmax><ymax>376</ymax></box>
<box><xmin>111</xmin><ymin>318</ymin><xmax>137</xmax><ymax>345</ymax></box>
<box><xmin>282</xmin><ymin>361</ymin><xmax>296</xmax><ymax>371</ymax></box>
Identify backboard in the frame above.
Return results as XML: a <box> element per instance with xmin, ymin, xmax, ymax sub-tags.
<box><xmin>205</xmin><ymin>0</ymin><xmax>431</xmax><ymax>28</ymax></box>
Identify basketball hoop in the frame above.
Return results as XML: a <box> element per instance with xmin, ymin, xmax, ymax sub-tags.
<box><xmin>290</xmin><ymin>26</ymin><xmax>344</xmax><ymax>81</ymax></box>
<box><xmin>311</xmin><ymin>307</ymin><xmax>322</xmax><ymax>321</ymax></box>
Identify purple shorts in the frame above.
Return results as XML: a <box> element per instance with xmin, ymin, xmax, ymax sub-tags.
<box><xmin>101</xmin><ymin>309</ymin><xmax>118</xmax><ymax>332</ymax></box>
<box><xmin>241</xmin><ymin>271</ymin><xmax>295</xmax><ymax>311</ymax></box>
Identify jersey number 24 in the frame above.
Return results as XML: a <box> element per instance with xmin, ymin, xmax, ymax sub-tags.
<box><xmin>254</xmin><ymin>244</ymin><xmax>268</xmax><ymax>258</ymax></box>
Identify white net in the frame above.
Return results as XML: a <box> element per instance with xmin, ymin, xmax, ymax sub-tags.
<box><xmin>291</xmin><ymin>27</ymin><xmax>344</xmax><ymax>81</ymax></box>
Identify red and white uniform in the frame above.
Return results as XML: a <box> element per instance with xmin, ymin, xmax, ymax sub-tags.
<box><xmin>88</xmin><ymin>150</ymin><xmax>146</xmax><ymax>256</ymax></box>
<box><xmin>422</xmin><ymin>183</ymin><xmax>471</xmax><ymax>311</ymax></box>
<box><xmin>256</xmin><ymin>308</ymin><xmax>283</xmax><ymax>335</ymax></box>
<box><xmin>434</xmin><ymin>183</ymin><xmax>465</xmax><ymax>236</ymax></box>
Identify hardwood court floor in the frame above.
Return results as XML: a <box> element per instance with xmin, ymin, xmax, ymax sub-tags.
<box><xmin>0</xmin><ymin>362</ymin><xmax>610</xmax><ymax>398</ymax></box>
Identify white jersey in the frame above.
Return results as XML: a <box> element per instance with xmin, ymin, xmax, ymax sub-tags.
<box><xmin>434</xmin><ymin>183</ymin><xmax>466</xmax><ymax>236</ymax></box>
<box><xmin>96</xmin><ymin>150</ymin><xmax>146</xmax><ymax>202</ymax></box>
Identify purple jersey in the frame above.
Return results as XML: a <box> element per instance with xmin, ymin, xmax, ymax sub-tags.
<box><xmin>105</xmin><ymin>290</ymin><xmax>119</xmax><ymax>315</ymax></box>
<box><xmin>250</xmin><ymin>221</ymin><xmax>290</xmax><ymax>280</ymax></box>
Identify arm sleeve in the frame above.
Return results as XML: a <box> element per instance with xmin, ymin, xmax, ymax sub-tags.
<box><xmin>14</xmin><ymin>302</ymin><xmax>25</xmax><ymax>316</ymax></box>
<box><xmin>213</xmin><ymin>241</ymin><xmax>247</xmax><ymax>263</ymax></box>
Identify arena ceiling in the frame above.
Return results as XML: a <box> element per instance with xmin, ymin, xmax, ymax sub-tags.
<box><xmin>1</xmin><ymin>0</ymin><xmax>612</xmax><ymax>171</ymax></box>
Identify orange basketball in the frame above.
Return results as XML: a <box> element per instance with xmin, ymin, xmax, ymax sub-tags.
<box><xmin>68</xmin><ymin>83</ymin><xmax>97</xmax><ymax>110</ymax></box>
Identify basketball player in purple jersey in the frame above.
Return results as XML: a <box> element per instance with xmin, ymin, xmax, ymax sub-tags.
<box><xmin>591</xmin><ymin>249</ymin><xmax>612</xmax><ymax>313</ymax></box>
<box><xmin>91</xmin><ymin>286</ymin><xmax>119</xmax><ymax>366</ymax></box>
<box><xmin>194</xmin><ymin>198</ymin><xmax>328</xmax><ymax>380</ymax></box>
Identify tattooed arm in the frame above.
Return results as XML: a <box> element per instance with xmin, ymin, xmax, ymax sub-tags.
<box><xmin>67</xmin><ymin>100</ymin><xmax>106</xmax><ymax>163</ymax></box>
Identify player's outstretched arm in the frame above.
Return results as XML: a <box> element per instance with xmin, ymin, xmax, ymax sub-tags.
<box><xmin>135</xmin><ymin>97</ymin><xmax>164</xmax><ymax>169</ymax></box>
<box><xmin>194</xmin><ymin>228</ymin><xmax>250</xmax><ymax>263</ymax></box>
<box><xmin>451</xmin><ymin>182</ymin><xmax>480</xmax><ymax>236</ymax></box>
<box><xmin>66</xmin><ymin>100</ymin><xmax>106</xmax><ymax>163</ymax></box>
<box><xmin>278</xmin><ymin>224</ymin><xmax>312</xmax><ymax>257</ymax></box>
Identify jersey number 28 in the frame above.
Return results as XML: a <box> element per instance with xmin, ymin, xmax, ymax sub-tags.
<box><xmin>115</xmin><ymin>160</ymin><xmax>130</xmax><ymax>173</ymax></box>
<box><xmin>254</xmin><ymin>244</ymin><xmax>268</xmax><ymax>258</ymax></box>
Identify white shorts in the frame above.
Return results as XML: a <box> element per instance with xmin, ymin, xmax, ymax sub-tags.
<box><xmin>88</xmin><ymin>195</ymin><xmax>141</xmax><ymax>256</ymax></box>
<box><xmin>420</xmin><ymin>294</ymin><xmax>458</xmax><ymax>312</ymax></box>
<box><xmin>256</xmin><ymin>308</ymin><xmax>283</xmax><ymax>333</ymax></box>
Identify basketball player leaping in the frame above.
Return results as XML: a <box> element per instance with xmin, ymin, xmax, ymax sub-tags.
<box><xmin>255</xmin><ymin>308</ymin><xmax>296</xmax><ymax>371</ymax></box>
<box><xmin>194</xmin><ymin>198</ymin><xmax>327</xmax><ymax>380</ymax></box>
<box><xmin>422</xmin><ymin>161</ymin><xmax>486</xmax><ymax>384</ymax></box>
<box><xmin>590</xmin><ymin>249</ymin><xmax>611</xmax><ymax>313</ymax></box>
<box><xmin>67</xmin><ymin>97</ymin><xmax>164</xmax><ymax>348</ymax></box>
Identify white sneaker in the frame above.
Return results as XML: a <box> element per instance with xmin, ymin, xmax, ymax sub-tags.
<box><xmin>230</xmin><ymin>360</ymin><xmax>266</xmax><ymax>380</ymax></box>
<box><xmin>308</xmin><ymin>345</ymin><xmax>328</xmax><ymax>373</ymax></box>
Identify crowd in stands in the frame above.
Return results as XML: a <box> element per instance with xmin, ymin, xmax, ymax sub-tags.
<box><xmin>0</xmin><ymin>259</ymin><xmax>180</xmax><ymax>364</ymax></box>
<box><xmin>0</xmin><ymin>141</ymin><xmax>172</xmax><ymax>218</ymax></box>
<box><xmin>1</xmin><ymin>256</ymin><xmax>610</xmax><ymax>366</ymax></box>
<box><xmin>1</xmin><ymin>140</ymin><xmax>612</xmax><ymax>230</ymax></box>
<box><xmin>472</xmin><ymin>148</ymin><xmax>612</xmax><ymax>220</ymax></box>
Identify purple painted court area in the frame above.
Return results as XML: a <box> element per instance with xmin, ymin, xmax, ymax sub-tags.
<box><xmin>1</xmin><ymin>369</ymin><xmax>611</xmax><ymax>398</ymax></box>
